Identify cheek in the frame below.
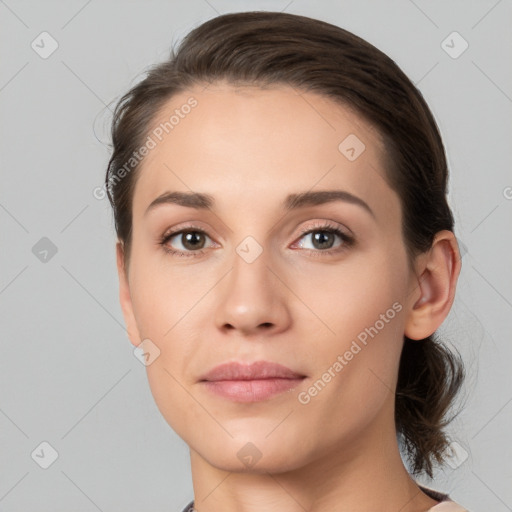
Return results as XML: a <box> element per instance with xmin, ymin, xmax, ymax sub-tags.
<box><xmin>128</xmin><ymin>242</ymin><xmax>204</xmax><ymax>339</ymax></box>
<box><xmin>144</xmin><ymin>361</ymin><xmax>203</xmax><ymax>446</ymax></box>
<box><xmin>292</xmin><ymin>290</ymin><xmax>405</xmax><ymax>453</ymax></box>
<box><xmin>292</xmin><ymin>250</ymin><xmax>407</xmax><ymax>407</ymax></box>
<box><xmin>127</xmin><ymin>249</ymin><xmax>213</xmax><ymax>435</ymax></box>
<box><xmin>292</xmin><ymin>250</ymin><xmax>406</xmax><ymax>344</ymax></box>
<box><xmin>129</xmin><ymin>264</ymin><xmax>201</xmax><ymax>376</ymax></box>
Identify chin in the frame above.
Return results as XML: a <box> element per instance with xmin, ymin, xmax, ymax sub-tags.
<box><xmin>191</xmin><ymin>434</ymin><xmax>312</xmax><ymax>475</ymax></box>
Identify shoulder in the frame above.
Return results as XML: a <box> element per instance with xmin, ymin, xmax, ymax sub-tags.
<box><xmin>179</xmin><ymin>494</ymin><xmax>470</xmax><ymax>512</ymax></box>
<box><xmin>427</xmin><ymin>501</ymin><xmax>469</xmax><ymax>511</ymax></box>
<box><xmin>180</xmin><ymin>500</ymin><xmax>195</xmax><ymax>512</ymax></box>
<box><xmin>419</xmin><ymin>484</ymin><xmax>469</xmax><ymax>511</ymax></box>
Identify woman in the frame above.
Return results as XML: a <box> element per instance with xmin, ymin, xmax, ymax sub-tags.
<box><xmin>105</xmin><ymin>11</ymin><xmax>468</xmax><ymax>511</ymax></box>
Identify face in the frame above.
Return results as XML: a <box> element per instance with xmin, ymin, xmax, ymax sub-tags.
<box><xmin>118</xmin><ymin>82</ymin><xmax>420</xmax><ymax>473</ymax></box>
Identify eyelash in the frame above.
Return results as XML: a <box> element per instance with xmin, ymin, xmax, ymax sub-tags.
<box><xmin>158</xmin><ymin>221</ymin><xmax>355</xmax><ymax>259</ymax></box>
<box><xmin>159</xmin><ymin>224</ymin><xmax>211</xmax><ymax>259</ymax></box>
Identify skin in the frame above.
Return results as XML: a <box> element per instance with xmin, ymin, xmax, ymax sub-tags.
<box><xmin>116</xmin><ymin>81</ymin><xmax>461</xmax><ymax>512</ymax></box>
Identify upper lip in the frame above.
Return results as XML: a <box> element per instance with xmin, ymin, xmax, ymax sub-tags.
<box><xmin>199</xmin><ymin>361</ymin><xmax>306</xmax><ymax>381</ymax></box>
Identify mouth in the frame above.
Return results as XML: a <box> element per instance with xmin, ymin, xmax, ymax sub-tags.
<box><xmin>199</xmin><ymin>360</ymin><xmax>307</xmax><ymax>402</ymax></box>
<box><xmin>200</xmin><ymin>377</ymin><xmax>306</xmax><ymax>402</ymax></box>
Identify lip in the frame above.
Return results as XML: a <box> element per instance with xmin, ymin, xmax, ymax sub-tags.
<box><xmin>199</xmin><ymin>361</ymin><xmax>306</xmax><ymax>402</ymax></box>
<box><xmin>200</xmin><ymin>360</ymin><xmax>305</xmax><ymax>381</ymax></box>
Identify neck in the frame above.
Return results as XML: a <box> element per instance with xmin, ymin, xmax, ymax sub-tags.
<box><xmin>188</xmin><ymin>400</ymin><xmax>438</xmax><ymax>512</ymax></box>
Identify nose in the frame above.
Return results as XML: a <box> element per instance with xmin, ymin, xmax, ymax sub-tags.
<box><xmin>214</xmin><ymin>246</ymin><xmax>291</xmax><ymax>337</ymax></box>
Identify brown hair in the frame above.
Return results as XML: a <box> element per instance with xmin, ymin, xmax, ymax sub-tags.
<box><xmin>105</xmin><ymin>11</ymin><xmax>464</xmax><ymax>478</ymax></box>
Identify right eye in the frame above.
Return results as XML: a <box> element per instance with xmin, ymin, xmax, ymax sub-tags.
<box><xmin>159</xmin><ymin>227</ymin><xmax>216</xmax><ymax>258</ymax></box>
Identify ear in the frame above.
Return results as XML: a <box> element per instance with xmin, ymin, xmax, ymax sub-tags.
<box><xmin>116</xmin><ymin>242</ymin><xmax>142</xmax><ymax>347</ymax></box>
<box><xmin>404</xmin><ymin>230</ymin><xmax>461</xmax><ymax>340</ymax></box>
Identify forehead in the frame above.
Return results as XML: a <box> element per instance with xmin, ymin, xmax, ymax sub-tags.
<box><xmin>132</xmin><ymin>82</ymin><xmax>396</xmax><ymax>221</ymax></box>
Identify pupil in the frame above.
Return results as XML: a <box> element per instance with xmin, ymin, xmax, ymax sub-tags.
<box><xmin>183</xmin><ymin>232</ymin><xmax>203</xmax><ymax>250</ymax></box>
<box><xmin>314</xmin><ymin>231</ymin><xmax>333</xmax><ymax>249</ymax></box>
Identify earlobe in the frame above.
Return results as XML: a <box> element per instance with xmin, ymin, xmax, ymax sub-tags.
<box><xmin>116</xmin><ymin>242</ymin><xmax>142</xmax><ymax>347</ymax></box>
<box><xmin>404</xmin><ymin>230</ymin><xmax>461</xmax><ymax>340</ymax></box>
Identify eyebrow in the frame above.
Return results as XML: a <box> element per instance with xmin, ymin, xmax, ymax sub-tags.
<box><xmin>144</xmin><ymin>189</ymin><xmax>375</xmax><ymax>218</ymax></box>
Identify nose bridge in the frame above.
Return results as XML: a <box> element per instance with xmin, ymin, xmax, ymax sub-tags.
<box><xmin>229</xmin><ymin>238</ymin><xmax>276</xmax><ymax>306</ymax></box>
<box><xmin>214</xmin><ymin>237</ymin><xmax>289</xmax><ymax>333</ymax></box>
<box><xmin>233</xmin><ymin>238</ymin><xmax>273</xmax><ymax>290</ymax></box>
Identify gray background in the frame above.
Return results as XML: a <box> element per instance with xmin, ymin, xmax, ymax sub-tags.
<box><xmin>1</xmin><ymin>0</ymin><xmax>511</xmax><ymax>510</ymax></box>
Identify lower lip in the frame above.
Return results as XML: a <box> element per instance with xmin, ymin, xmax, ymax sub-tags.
<box><xmin>201</xmin><ymin>378</ymin><xmax>305</xmax><ymax>402</ymax></box>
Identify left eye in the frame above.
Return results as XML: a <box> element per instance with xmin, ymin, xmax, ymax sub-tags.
<box><xmin>295</xmin><ymin>227</ymin><xmax>350</xmax><ymax>251</ymax></box>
